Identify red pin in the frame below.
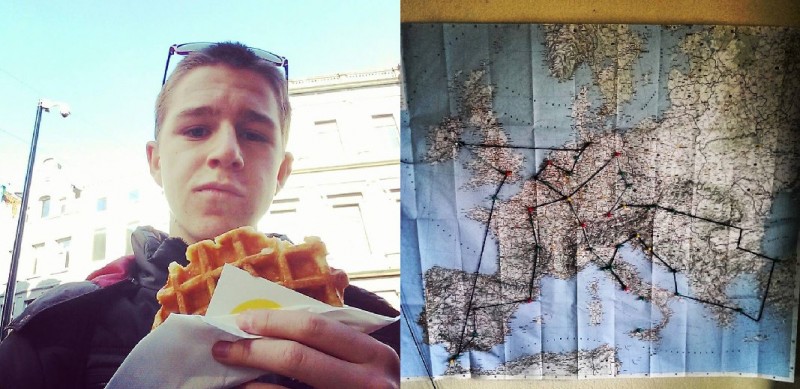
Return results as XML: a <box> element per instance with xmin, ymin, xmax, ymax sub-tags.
<box><xmin>622</xmin><ymin>286</ymin><xmax>629</xmax><ymax>292</ymax></box>
<box><xmin>613</xmin><ymin>151</ymin><xmax>622</xmax><ymax>157</ymax></box>
<box><xmin>545</xmin><ymin>159</ymin><xmax>552</xmax><ymax>166</ymax></box>
<box><xmin>527</xmin><ymin>206</ymin><xmax>535</xmax><ymax>213</ymax></box>
<box><xmin>505</xmin><ymin>171</ymin><xmax>512</xmax><ymax>177</ymax></box>
<box><xmin>580</xmin><ymin>222</ymin><xmax>587</xmax><ymax>228</ymax></box>
<box><xmin>605</xmin><ymin>212</ymin><xmax>612</xmax><ymax>218</ymax></box>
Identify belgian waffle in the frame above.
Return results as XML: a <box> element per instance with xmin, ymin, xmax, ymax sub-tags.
<box><xmin>152</xmin><ymin>226</ymin><xmax>348</xmax><ymax>329</ymax></box>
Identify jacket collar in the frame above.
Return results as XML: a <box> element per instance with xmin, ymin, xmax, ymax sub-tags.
<box><xmin>131</xmin><ymin>226</ymin><xmax>188</xmax><ymax>291</ymax></box>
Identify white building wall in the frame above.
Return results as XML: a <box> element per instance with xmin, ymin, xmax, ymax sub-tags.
<box><xmin>263</xmin><ymin>68</ymin><xmax>401</xmax><ymax>308</ymax></box>
<box><xmin>2</xmin><ymin>165</ymin><xmax>169</xmax><ymax>317</ymax></box>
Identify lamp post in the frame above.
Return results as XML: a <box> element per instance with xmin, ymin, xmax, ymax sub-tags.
<box><xmin>1</xmin><ymin>99</ymin><xmax>71</xmax><ymax>339</ymax></box>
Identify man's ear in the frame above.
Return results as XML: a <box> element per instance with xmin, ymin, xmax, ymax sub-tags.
<box><xmin>146</xmin><ymin>141</ymin><xmax>163</xmax><ymax>187</ymax></box>
<box><xmin>275</xmin><ymin>151</ymin><xmax>293</xmax><ymax>194</ymax></box>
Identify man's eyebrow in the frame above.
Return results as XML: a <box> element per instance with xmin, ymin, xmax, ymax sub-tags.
<box><xmin>176</xmin><ymin>106</ymin><xmax>216</xmax><ymax>119</ymax></box>
<box><xmin>240</xmin><ymin>109</ymin><xmax>277</xmax><ymax>129</ymax></box>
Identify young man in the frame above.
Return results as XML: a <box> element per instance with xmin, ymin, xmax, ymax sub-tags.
<box><xmin>0</xmin><ymin>42</ymin><xmax>399</xmax><ymax>388</ymax></box>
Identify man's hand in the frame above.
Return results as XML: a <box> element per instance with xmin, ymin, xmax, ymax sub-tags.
<box><xmin>211</xmin><ymin>309</ymin><xmax>399</xmax><ymax>389</ymax></box>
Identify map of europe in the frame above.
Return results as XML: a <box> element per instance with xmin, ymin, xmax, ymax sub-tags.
<box><xmin>400</xmin><ymin>24</ymin><xmax>800</xmax><ymax>382</ymax></box>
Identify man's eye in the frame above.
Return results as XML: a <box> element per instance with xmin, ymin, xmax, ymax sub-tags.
<box><xmin>242</xmin><ymin>131</ymin><xmax>269</xmax><ymax>142</ymax></box>
<box><xmin>184</xmin><ymin>127</ymin><xmax>208</xmax><ymax>138</ymax></box>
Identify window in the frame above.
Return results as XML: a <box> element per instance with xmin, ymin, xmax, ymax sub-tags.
<box><xmin>96</xmin><ymin>197</ymin><xmax>107</xmax><ymax>212</ymax></box>
<box><xmin>93</xmin><ymin>229</ymin><xmax>107</xmax><ymax>261</ymax></box>
<box><xmin>388</xmin><ymin>187</ymin><xmax>400</xmax><ymax>203</ymax></box>
<box><xmin>313</xmin><ymin>120</ymin><xmax>344</xmax><ymax>157</ymax></box>
<box><xmin>371</xmin><ymin>114</ymin><xmax>399</xmax><ymax>149</ymax></box>
<box><xmin>330</xmin><ymin>204</ymin><xmax>371</xmax><ymax>255</ymax></box>
<box><xmin>272</xmin><ymin>197</ymin><xmax>300</xmax><ymax>205</ymax></box>
<box><xmin>59</xmin><ymin>197</ymin><xmax>67</xmax><ymax>215</ymax></box>
<box><xmin>353</xmin><ymin>114</ymin><xmax>399</xmax><ymax>158</ymax></box>
<box><xmin>125</xmin><ymin>223</ymin><xmax>138</xmax><ymax>255</ymax></box>
<box><xmin>128</xmin><ymin>190</ymin><xmax>140</xmax><ymax>203</ymax></box>
<box><xmin>325</xmin><ymin>193</ymin><xmax>371</xmax><ymax>269</ymax></box>
<box><xmin>384</xmin><ymin>188</ymin><xmax>400</xmax><ymax>266</ymax></box>
<box><xmin>40</xmin><ymin>196</ymin><xmax>51</xmax><ymax>218</ymax></box>
<box><xmin>56</xmin><ymin>237</ymin><xmax>71</xmax><ymax>270</ymax></box>
<box><xmin>31</xmin><ymin>243</ymin><xmax>45</xmax><ymax>276</ymax></box>
<box><xmin>265</xmin><ymin>197</ymin><xmax>300</xmax><ymax>241</ymax></box>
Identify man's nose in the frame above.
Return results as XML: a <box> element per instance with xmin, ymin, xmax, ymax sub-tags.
<box><xmin>207</xmin><ymin>124</ymin><xmax>244</xmax><ymax>170</ymax></box>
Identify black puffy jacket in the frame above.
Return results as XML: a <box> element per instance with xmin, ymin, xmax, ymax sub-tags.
<box><xmin>0</xmin><ymin>226</ymin><xmax>399</xmax><ymax>388</ymax></box>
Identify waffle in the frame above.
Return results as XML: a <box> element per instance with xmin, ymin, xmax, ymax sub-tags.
<box><xmin>152</xmin><ymin>226</ymin><xmax>348</xmax><ymax>329</ymax></box>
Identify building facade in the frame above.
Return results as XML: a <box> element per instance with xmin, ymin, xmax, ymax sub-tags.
<box><xmin>0</xmin><ymin>184</ymin><xmax>22</xmax><ymax>302</ymax></box>
<box><xmin>0</xmin><ymin>67</ymin><xmax>401</xmax><ymax>318</ymax></box>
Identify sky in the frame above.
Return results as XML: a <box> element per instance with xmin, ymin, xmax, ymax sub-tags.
<box><xmin>0</xmin><ymin>0</ymin><xmax>400</xmax><ymax>191</ymax></box>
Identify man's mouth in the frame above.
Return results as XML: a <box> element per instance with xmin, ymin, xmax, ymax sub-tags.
<box><xmin>194</xmin><ymin>183</ymin><xmax>245</xmax><ymax>197</ymax></box>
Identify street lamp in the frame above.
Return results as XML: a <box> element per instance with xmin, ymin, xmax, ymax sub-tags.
<box><xmin>1</xmin><ymin>99</ymin><xmax>71</xmax><ymax>339</ymax></box>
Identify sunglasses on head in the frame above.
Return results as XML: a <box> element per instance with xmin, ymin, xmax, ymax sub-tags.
<box><xmin>161</xmin><ymin>42</ymin><xmax>289</xmax><ymax>85</ymax></box>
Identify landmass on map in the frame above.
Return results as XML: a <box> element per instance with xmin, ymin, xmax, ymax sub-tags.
<box><xmin>474</xmin><ymin>344</ymin><xmax>620</xmax><ymax>378</ymax></box>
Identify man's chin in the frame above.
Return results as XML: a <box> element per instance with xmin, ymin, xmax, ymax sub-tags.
<box><xmin>175</xmin><ymin>216</ymin><xmax>253</xmax><ymax>243</ymax></box>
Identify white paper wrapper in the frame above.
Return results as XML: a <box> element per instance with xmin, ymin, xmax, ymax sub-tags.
<box><xmin>107</xmin><ymin>264</ymin><xmax>397</xmax><ymax>388</ymax></box>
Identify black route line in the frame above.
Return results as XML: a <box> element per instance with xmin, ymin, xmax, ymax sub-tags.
<box><xmin>459</xmin><ymin>140</ymin><xmax>586</xmax><ymax>152</ymax></box>
<box><xmin>401</xmin><ymin>303</ymin><xmax>439</xmax><ymax>389</ymax></box>
<box><xmin>526</xmin><ymin>208</ymin><xmax>541</xmax><ymax>299</ymax></box>
<box><xmin>453</xmin><ymin>171</ymin><xmax>509</xmax><ymax>357</ymax></box>
<box><xmin>628</xmin><ymin>226</ymin><xmax>778</xmax><ymax>322</ymax></box>
<box><xmin>567</xmin><ymin>157</ymin><xmax>616</xmax><ymax>198</ymax></box>
<box><xmin>569</xmin><ymin>142</ymin><xmax>592</xmax><ymax>171</ymax></box>
<box><xmin>621</xmin><ymin>204</ymin><xmax>739</xmax><ymax>229</ymax></box>
<box><xmin>441</xmin><ymin>140</ymin><xmax>784</xmax><ymax>363</ymax></box>
<box><xmin>531</xmin><ymin>177</ymin><xmax>566</xmax><ymax>201</ymax></box>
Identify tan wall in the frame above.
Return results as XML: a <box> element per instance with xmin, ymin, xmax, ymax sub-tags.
<box><xmin>401</xmin><ymin>0</ymin><xmax>800</xmax><ymax>26</ymax></box>
<box><xmin>400</xmin><ymin>1</ymin><xmax>799</xmax><ymax>388</ymax></box>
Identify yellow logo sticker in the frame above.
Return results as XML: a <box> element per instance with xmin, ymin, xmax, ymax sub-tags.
<box><xmin>230</xmin><ymin>299</ymin><xmax>282</xmax><ymax>314</ymax></box>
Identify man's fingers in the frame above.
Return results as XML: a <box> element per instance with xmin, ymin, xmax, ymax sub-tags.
<box><xmin>214</xmin><ymin>338</ymin><xmax>378</xmax><ymax>389</ymax></box>
<box><xmin>235</xmin><ymin>310</ymin><xmax>396</xmax><ymax>365</ymax></box>
<box><xmin>214</xmin><ymin>310</ymin><xmax>400</xmax><ymax>388</ymax></box>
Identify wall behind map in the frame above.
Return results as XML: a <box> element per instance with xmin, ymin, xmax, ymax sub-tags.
<box><xmin>400</xmin><ymin>1</ymin><xmax>800</xmax><ymax>389</ymax></box>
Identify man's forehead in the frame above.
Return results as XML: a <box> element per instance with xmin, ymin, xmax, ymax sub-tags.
<box><xmin>174</xmin><ymin>105</ymin><xmax>277</xmax><ymax>126</ymax></box>
<box><xmin>165</xmin><ymin>66</ymin><xmax>279</xmax><ymax>115</ymax></box>
<box><xmin>172</xmin><ymin>65</ymin><xmax>275</xmax><ymax>95</ymax></box>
